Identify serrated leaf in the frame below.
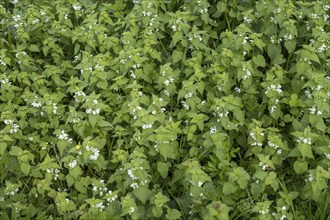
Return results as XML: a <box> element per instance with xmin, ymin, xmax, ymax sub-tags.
<box><xmin>223</xmin><ymin>182</ymin><xmax>237</xmax><ymax>195</ymax></box>
<box><xmin>89</xmin><ymin>115</ymin><xmax>98</xmax><ymax>128</ymax></box>
<box><xmin>172</xmin><ymin>50</ymin><xmax>183</xmax><ymax>64</ymax></box>
<box><xmin>158</xmin><ymin>142</ymin><xmax>178</xmax><ymax>160</ymax></box>
<box><xmin>21</xmin><ymin>162</ymin><xmax>31</xmax><ymax>175</ymax></box>
<box><xmin>293</xmin><ymin>160</ymin><xmax>308</xmax><ymax>174</ymax></box>
<box><xmin>157</xmin><ymin>161</ymin><xmax>170</xmax><ymax>178</ymax></box>
<box><xmin>298</xmin><ymin>144</ymin><xmax>314</xmax><ymax>159</ymax></box>
<box><xmin>253</xmin><ymin>55</ymin><xmax>266</xmax><ymax>67</ymax></box>
<box><xmin>166</xmin><ymin>209</ymin><xmax>182</xmax><ymax>220</ymax></box>
<box><xmin>66</xmin><ymin>174</ymin><xmax>75</xmax><ymax>187</ymax></box>
<box><xmin>28</xmin><ymin>44</ymin><xmax>40</xmax><ymax>52</ymax></box>
<box><xmin>133</xmin><ymin>187</ymin><xmax>153</xmax><ymax>204</ymax></box>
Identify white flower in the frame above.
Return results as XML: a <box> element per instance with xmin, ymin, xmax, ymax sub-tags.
<box><xmin>32</xmin><ymin>99</ymin><xmax>42</xmax><ymax>108</ymax></box>
<box><xmin>210</xmin><ymin>126</ymin><xmax>217</xmax><ymax>134</ymax></box>
<box><xmin>127</xmin><ymin>169</ymin><xmax>138</xmax><ymax>180</ymax></box>
<box><xmin>28</xmin><ymin>137</ymin><xmax>33</xmax><ymax>141</ymax></box>
<box><xmin>317</xmin><ymin>43</ymin><xmax>327</xmax><ymax>52</ymax></box>
<box><xmin>242</xmin><ymin>67</ymin><xmax>252</xmax><ymax>80</ymax></box>
<box><xmin>129</xmin><ymin>207</ymin><xmax>135</xmax><ymax>215</ymax></box>
<box><xmin>4</xmin><ymin>119</ymin><xmax>14</xmax><ymax>125</ymax></box>
<box><xmin>58</xmin><ymin>130</ymin><xmax>69</xmax><ymax>140</ymax></box>
<box><xmin>9</xmin><ymin>123</ymin><xmax>20</xmax><ymax>133</ymax></box>
<box><xmin>93</xmin><ymin>202</ymin><xmax>105</xmax><ymax>211</ymax></box>
<box><xmin>0</xmin><ymin>58</ymin><xmax>6</xmax><ymax>66</ymax></box>
<box><xmin>87</xmin><ymin>147</ymin><xmax>100</xmax><ymax>161</ymax></box>
<box><xmin>280</xmin><ymin>214</ymin><xmax>287</xmax><ymax>220</ymax></box>
<box><xmin>297</xmin><ymin>137</ymin><xmax>311</xmax><ymax>145</ymax></box>
<box><xmin>74</xmin><ymin>91</ymin><xmax>86</xmax><ymax>102</ymax></box>
<box><xmin>324</xmin><ymin>153</ymin><xmax>330</xmax><ymax>160</ymax></box>
<box><xmin>32</xmin><ymin>18</ymin><xmax>40</xmax><ymax>24</ymax></box>
<box><xmin>265</xmin><ymin>84</ymin><xmax>282</xmax><ymax>94</ymax></box>
<box><xmin>11</xmin><ymin>0</ymin><xmax>19</xmax><ymax>4</ymax></box>
<box><xmin>181</xmin><ymin>101</ymin><xmax>189</xmax><ymax>110</ymax></box>
<box><xmin>73</xmin><ymin>4</ymin><xmax>81</xmax><ymax>11</ymax></box>
<box><xmin>130</xmin><ymin>182</ymin><xmax>139</xmax><ymax>189</ymax></box>
<box><xmin>200</xmin><ymin>8</ymin><xmax>208</xmax><ymax>14</ymax></box>
<box><xmin>68</xmin><ymin>160</ymin><xmax>77</xmax><ymax>169</ymax></box>
<box><xmin>243</xmin><ymin>16</ymin><xmax>252</xmax><ymax>24</ymax></box>
<box><xmin>198</xmin><ymin>181</ymin><xmax>203</xmax><ymax>187</ymax></box>
<box><xmin>282</xmin><ymin>206</ymin><xmax>287</xmax><ymax>211</ymax></box>
<box><xmin>306</xmin><ymin>173</ymin><xmax>314</xmax><ymax>182</ymax></box>
<box><xmin>270</xmin><ymin>106</ymin><xmax>276</xmax><ymax>113</ymax></box>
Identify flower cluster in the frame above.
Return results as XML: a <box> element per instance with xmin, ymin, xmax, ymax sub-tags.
<box><xmin>31</xmin><ymin>96</ymin><xmax>42</xmax><ymax>108</ymax></box>
<box><xmin>4</xmin><ymin>119</ymin><xmax>20</xmax><ymax>134</ymax></box>
<box><xmin>265</xmin><ymin>84</ymin><xmax>283</xmax><ymax>94</ymax></box>
<box><xmin>74</xmin><ymin>91</ymin><xmax>86</xmax><ymax>103</ymax></box>
<box><xmin>242</xmin><ymin>66</ymin><xmax>252</xmax><ymax>80</ymax></box>
<box><xmin>92</xmin><ymin>180</ymin><xmax>108</xmax><ymax>196</ymax></box>
<box><xmin>250</xmin><ymin>131</ymin><xmax>264</xmax><ymax>147</ymax></box>
<box><xmin>92</xmin><ymin>202</ymin><xmax>105</xmax><ymax>211</ymax></box>
<box><xmin>57</xmin><ymin>130</ymin><xmax>73</xmax><ymax>143</ymax></box>
<box><xmin>86</xmin><ymin>99</ymin><xmax>100</xmax><ymax>115</ymax></box>
<box><xmin>86</xmin><ymin>145</ymin><xmax>100</xmax><ymax>161</ymax></box>
<box><xmin>309</xmin><ymin>104</ymin><xmax>322</xmax><ymax>115</ymax></box>
<box><xmin>129</xmin><ymin>207</ymin><xmax>135</xmax><ymax>215</ymax></box>
<box><xmin>243</xmin><ymin>16</ymin><xmax>252</xmax><ymax>24</ymax></box>
<box><xmin>259</xmin><ymin>162</ymin><xmax>270</xmax><ymax>171</ymax></box>
<box><xmin>68</xmin><ymin>160</ymin><xmax>77</xmax><ymax>169</ymax></box>
<box><xmin>73</xmin><ymin>4</ymin><xmax>81</xmax><ymax>11</ymax></box>
<box><xmin>129</xmin><ymin>105</ymin><xmax>142</xmax><ymax>120</ymax></box>
<box><xmin>46</xmin><ymin>168</ymin><xmax>60</xmax><ymax>180</ymax></box>
<box><xmin>127</xmin><ymin>167</ymin><xmax>148</xmax><ymax>189</ymax></box>
<box><xmin>105</xmin><ymin>190</ymin><xmax>118</xmax><ymax>204</ymax></box>
<box><xmin>142</xmin><ymin>123</ymin><xmax>153</xmax><ymax>130</ymax></box>
<box><xmin>296</xmin><ymin>137</ymin><xmax>312</xmax><ymax>145</ymax></box>
<box><xmin>5</xmin><ymin>184</ymin><xmax>19</xmax><ymax>196</ymax></box>
<box><xmin>0</xmin><ymin>57</ymin><xmax>6</xmax><ymax>66</ymax></box>
<box><xmin>210</xmin><ymin>126</ymin><xmax>217</xmax><ymax>134</ymax></box>
<box><xmin>305</xmin><ymin>173</ymin><xmax>314</xmax><ymax>182</ymax></box>
<box><xmin>268</xmin><ymin>141</ymin><xmax>282</xmax><ymax>155</ymax></box>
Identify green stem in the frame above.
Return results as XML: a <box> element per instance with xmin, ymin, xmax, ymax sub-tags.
<box><xmin>166</xmin><ymin>184</ymin><xmax>186</xmax><ymax>220</ymax></box>
<box><xmin>225</xmin><ymin>13</ymin><xmax>231</xmax><ymax>31</ymax></box>
<box><xmin>285</xmin><ymin>53</ymin><xmax>292</xmax><ymax>71</ymax></box>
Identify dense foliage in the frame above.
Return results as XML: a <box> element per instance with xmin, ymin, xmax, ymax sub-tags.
<box><xmin>0</xmin><ymin>0</ymin><xmax>329</xmax><ymax>219</ymax></box>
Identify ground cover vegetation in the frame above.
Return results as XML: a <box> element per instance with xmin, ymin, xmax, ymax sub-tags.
<box><xmin>0</xmin><ymin>0</ymin><xmax>329</xmax><ymax>219</ymax></box>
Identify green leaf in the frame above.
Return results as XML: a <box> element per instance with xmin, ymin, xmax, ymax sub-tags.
<box><xmin>265</xmin><ymin>172</ymin><xmax>277</xmax><ymax>185</ymax></box>
<box><xmin>28</xmin><ymin>44</ymin><xmax>40</xmax><ymax>52</ymax></box>
<box><xmin>9</xmin><ymin>146</ymin><xmax>22</xmax><ymax>156</ymax></box>
<box><xmin>293</xmin><ymin>160</ymin><xmax>308</xmax><ymax>174</ymax></box>
<box><xmin>284</xmin><ymin>40</ymin><xmax>296</xmax><ymax>53</ymax></box>
<box><xmin>152</xmin><ymin>206</ymin><xmax>163</xmax><ymax>218</ymax></box>
<box><xmin>98</xmin><ymin>119</ymin><xmax>112</xmax><ymax>127</ymax></box>
<box><xmin>158</xmin><ymin>142</ymin><xmax>178</xmax><ymax>160</ymax></box>
<box><xmin>298</xmin><ymin>144</ymin><xmax>314</xmax><ymax>159</ymax></box>
<box><xmin>309</xmin><ymin>115</ymin><xmax>326</xmax><ymax>132</ymax></box>
<box><xmin>133</xmin><ymin>187</ymin><xmax>153</xmax><ymax>205</ymax></box>
<box><xmin>166</xmin><ymin>209</ymin><xmax>182</xmax><ymax>220</ymax></box>
<box><xmin>223</xmin><ymin>182</ymin><xmax>237</xmax><ymax>195</ymax></box>
<box><xmin>172</xmin><ymin>32</ymin><xmax>183</xmax><ymax>46</ymax></box>
<box><xmin>69</xmin><ymin>166</ymin><xmax>82</xmax><ymax>179</ymax></box>
<box><xmin>157</xmin><ymin>161</ymin><xmax>170</xmax><ymax>179</ymax></box>
<box><xmin>21</xmin><ymin>162</ymin><xmax>31</xmax><ymax>175</ymax></box>
<box><xmin>66</xmin><ymin>175</ymin><xmax>75</xmax><ymax>187</ymax></box>
<box><xmin>172</xmin><ymin>50</ymin><xmax>183</xmax><ymax>64</ymax></box>
<box><xmin>253</xmin><ymin>55</ymin><xmax>266</xmax><ymax>67</ymax></box>
<box><xmin>296</xmin><ymin>61</ymin><xmax>308</xmax><ymax>75</ymax></box>
<box><xmin>89</xmin><ymin>115</ymin><xmax>98</xmax><ymax>128</ymax></box>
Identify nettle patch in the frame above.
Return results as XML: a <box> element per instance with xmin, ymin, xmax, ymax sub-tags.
<box><xmin>0</xmin><ymin>0</ymin><xmax>329</xmax><ymax>219</ymax></box>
